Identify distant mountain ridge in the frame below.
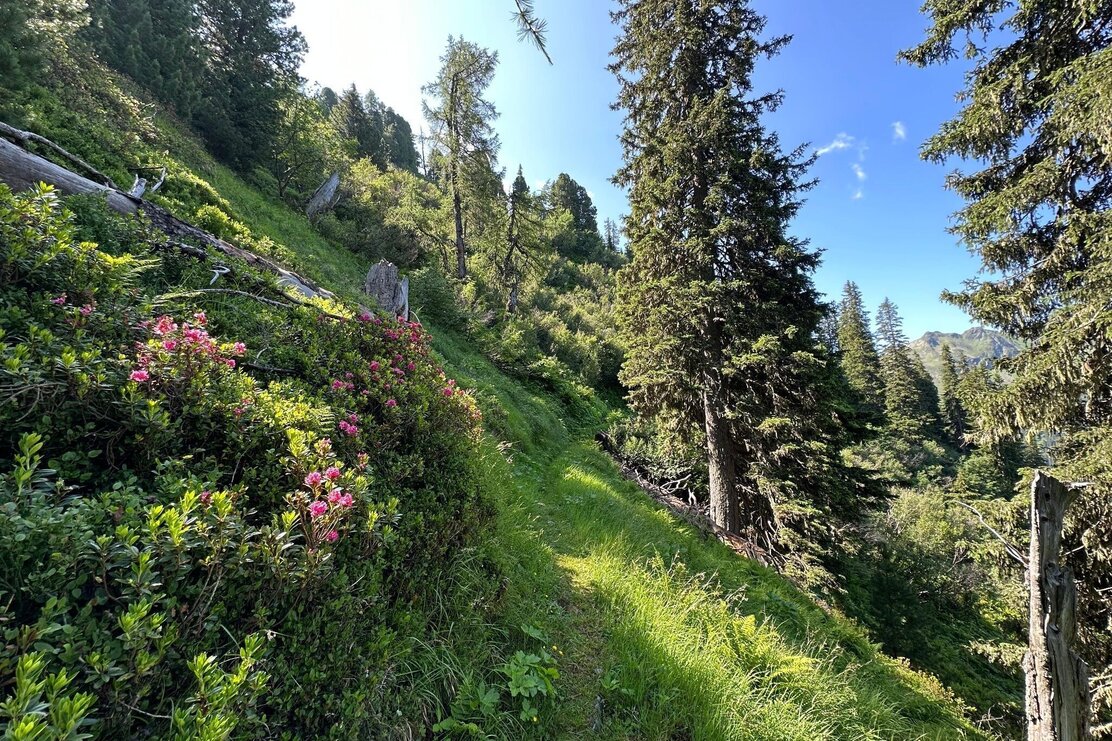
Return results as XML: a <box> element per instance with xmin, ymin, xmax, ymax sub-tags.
<box><xmin>910</xmin><ymin>327</ymin><xmax>1022</xmax><ymax>382</ymax></box>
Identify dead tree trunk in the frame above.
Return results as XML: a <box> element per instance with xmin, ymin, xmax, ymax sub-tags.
<box><xmin>364</xmin><ymin>260</ymin><xmax>409</xmax><ymax>319</ymax></box>
<box><xmin>306</xmin><ymin>172</ymin><xmax>341</xmax><ymax>220</ymax></box>
<box><xmin>1025</xmin><ymin>471</ymin><xmax>1090</xmax><ymax>741</ymax></box>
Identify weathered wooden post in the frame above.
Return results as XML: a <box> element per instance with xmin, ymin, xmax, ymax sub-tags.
<box><xmin>364</xmin><ymin>260</ymin><xmax>409</xmax><ymax>320</ymax></box>
<box><xmin>1025</xmin><ymin>471</ymin><xmax>1090</xmax><ymax>740</ymax></box>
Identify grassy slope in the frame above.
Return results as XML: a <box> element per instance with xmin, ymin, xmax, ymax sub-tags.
<box><xmin>433</xmin><ymin>329</ymin><xmax>983</xmax><ymax>739</ymax></box>
<box><xmin>17</xmin><ymin>60</ymin><xmax>989</xmax><ymax>738</ymax></box>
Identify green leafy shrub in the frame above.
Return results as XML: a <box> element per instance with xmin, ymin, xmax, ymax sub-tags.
<box><xmin>0</xmin><ymin>184</ymin><xmax>490</xmax><ymax>737</ymax></box>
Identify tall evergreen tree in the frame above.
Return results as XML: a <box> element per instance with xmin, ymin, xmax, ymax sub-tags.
<box><xmin>192</xmin><ymin>0</ymin><xmax>305</xmax><ymax>168</ymax></box>
<box><xmin>602</xmin><ymin>217</ymin><xmax>622</xmax><ymax>255</ymax></box>
<box><xmin>876</xmin><ymin>299</ymin><xmax>942</xmax><ymax>438</ymax></box>
<box><xmin>501</xmin><ymin>166</ymin><xmax>544</xmax><ymax>314</ymax></box>
<box><xmin>546</xmin><ymin>173</ymin><xmax>601</xmax><ymax>261</ymax></box>
<box><xmin>611</xmin><ymin>0</ymin><xmax>875</xmax><ymax>554</ymax></box>
<box><xmin>422</xmin><ymin>37</ymin><xmax>500</xmax><ymax>280</ymax></box>
<box><xmin>836</xmin><ymin>281</ymin><xmax>884</xmax><ymax>417</ymax></box>
<box><xmin>905</xmin><ymin>0</ymin><xmax>1112</xmax><ymax>709</ymax></box>
<box><xmin>330</xmin><ymin>85</ymin><xmax>374</xmax><ymax>160</ymax></box>
<box><xmin>383</xmin><ymin>107</ymin><xmax>420</xmax><ymax>174</ymax></box>
<box><xmin>938</xmin><ymin>342</ymin><xmax>966</xmax><ymax>446</ymax></box>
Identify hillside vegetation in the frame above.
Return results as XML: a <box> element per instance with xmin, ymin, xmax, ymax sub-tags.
<box><xmin>4</xmin><ymin>0</ymin><xmax>1112</xmax><ymax>738</ymax></box>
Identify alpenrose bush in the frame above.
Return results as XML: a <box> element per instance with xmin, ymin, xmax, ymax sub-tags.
<box><xmin>0</xmin><ymin>185</ymin><xmax>489</xmax><ymax>737</ymax></box>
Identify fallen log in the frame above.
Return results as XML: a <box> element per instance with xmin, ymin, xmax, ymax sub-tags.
<box><xmin>0</xmin><ymin>131</ymin><xmax>334</xmax><ymax>302</ymax></box>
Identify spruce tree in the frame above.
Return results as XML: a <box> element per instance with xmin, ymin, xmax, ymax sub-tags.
<box><xmin>330</xmin><ymin>85</ymin><xmax>373</xmax><ymax>159</ymax></box>
<box><xmin>938</xmin><ymin>342</ymin><xmax>966</xmax><ymax>446</ymax></box>
<box><xmin>836</xmin><ymin>281</ymin><xmax>884</xmax><ymax>418</ymax></box>
<box><xmin>905</xmin><ymin>0</ymin><xmax>1112</xmax><ymax>706</ymax></box>
<box><xmin>876</xmin><ymin>299</ymin><xmax>942</xmax><ymax>438</ymax></box>
<box><xmin>422</xmin><ymin>37</ymin><xmax>500</xmax><ymax>280</ymax></box>
<box><xmin>611</xmin><ymin>0</ymin><xmax>875</xmax><ymax>553</ymax></box>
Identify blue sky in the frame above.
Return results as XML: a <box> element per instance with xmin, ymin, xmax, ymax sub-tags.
<box><xmin>291</xmin><ymin>0</ymin><xmax>983</xmax><ymax>338</ymax></box>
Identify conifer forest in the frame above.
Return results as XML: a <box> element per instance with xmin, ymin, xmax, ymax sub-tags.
<box><xmin>0</xmin><ymin>0</ymin><xmax>1109</xmax><ymax>739</ymax></box>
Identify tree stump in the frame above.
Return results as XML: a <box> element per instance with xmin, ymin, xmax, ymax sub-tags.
<box><xmin>1025</xmin><ymin>471</ymin><xmax>1090</xmax><ymax>740</ymax></box>
<box><xmin>364</xmin><ymin>260</ymin><xmax>409</xmax><ymax>319</ymax></box>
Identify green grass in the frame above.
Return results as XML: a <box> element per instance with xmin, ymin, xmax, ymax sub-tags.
<box><xmin>421</xmin><ymin>327</ymin><xmax>984</xmax><ymax>738</ymax></box>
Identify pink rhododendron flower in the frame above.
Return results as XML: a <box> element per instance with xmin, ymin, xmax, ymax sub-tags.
<box><xmin>327</xmin><ymin>489</ymin><xmax>342</xmax><ymax>504</ymax></box>
<box><xmin>225</xmin><ymin>359</ymin><xmax>236</xmax><ymax>368</ymax></box>
<box><xmin>358</xmin><ymin>311</ymin><xmax>373</xmax><ymax>322</ymax></box>
<box><xmin>325</xmin><ymin>530</ymin><xmax>339</xmax><ymax>543</ymax></box>
<box><xmin>200</xmin><ymin>490</ymin><xmax>212</xmax><ymax>505</ymax></box>
<box><xmin>162</xmin><ymin>339</ymin><xmax>177</xmax><ymax>351</ymax></box>
<box><xmin>51</xmin><ymin>294</ymin><xmax>67</xmax><ymax>305</ymax></box>
<box><xmin>339</xmin><ymin>420</ymin><xmax>359</xmax><ymax>436</ymax></box>
<box><xmin>79</xmin><ymin>304</ymin><xmax>95</xmax><ymax>316</ymax></box>
<box><xmin>309</xmin><ymin>501</ymin><xmax>328</xmax><ymax>517</ymax></box>
<box><xmin>369</xmin><ymin>361</ymin><xmax>380</xmax><ymax>371</ymax></box>
<box><xmin>406</xmin><ymin>361</ymin><xmax>416</xmax><ymax>371</ymax></box>
<box><xmin>193</xmin><ymin>311</ymin><xmax>207</xmax><ymax>326</ymax></box>
<box><xmin>331</xmin><ymin>379</ymin><xmax>345</xmax><ymax>390</ymax></box>
<box><xmin>324</xmin><ymin>466</ymin><xmax>341</xmax><ymax>481</ymax></box>
<box><xmin>129</xmin><ymin>369</ymin><xmax>150</xmax><ymax>383</ymax></box>
<box><xmin>356</xmin><ymin>452</ymin><xmax>369</xmax><ymax>470</ymax></box>
<box><xmin>385</xmin><ymin>399</ymin><xmax>397</xmax><ymax>408</ymax></box>
<box><xmin>339</xmin><ymin>493</ymin><xmax>354</xmax><ymax>508</ymax></box>
<box><xmin>443</xmin><ymin>387</ymin><xmax>454</xmax><ymax>397</ymax></box>
<box><xmin>304</xmin><ymin>471</ymin><xmax>323</xmax><ymax>488</ymax></box>
<box><xmin>232</xmin><ymin>342</ymin><xmax>246</xmax><ymax>355</ymax></box>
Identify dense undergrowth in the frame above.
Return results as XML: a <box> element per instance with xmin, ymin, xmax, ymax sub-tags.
<box><xmin>0</xmin><ymin>39</ymin><xmax>1023</xmax><ymax>741</ymax></box>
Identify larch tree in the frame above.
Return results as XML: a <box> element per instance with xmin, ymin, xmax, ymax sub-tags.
<box><xmin>611</xmin><ymin>0</ymin><xmax>876</xmax><ymax>560</ymax></box>
<box><xmin>904</xmin><ymin>0</ymin><xmax>1112</xmax><ymax>722</ymax></box>
<box><xmin>422</xmin><ymin>37</ymin><xmax>500</xmax><ymax>280</ymax></box>
<box><xmin>836</xmin><ymin>281</ymin><xmax>884</xmax><ymax>419</ymax></box>
<box><xmin>501</xmin><ymin>166</ymin><xmax>544</xmax><ymax>314</ymax></box>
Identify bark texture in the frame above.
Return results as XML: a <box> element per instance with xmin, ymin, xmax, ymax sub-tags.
<box><xmin>1025</xmin><ymin>471</ymin><xmax>1090</xmax><ymax>741</ymax></box>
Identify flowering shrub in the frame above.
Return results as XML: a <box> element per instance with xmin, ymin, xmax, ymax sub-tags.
<box><xmin>0</xmin><ymin>186</ymin><xmax>487</xmax><ymax>737</ymax></box>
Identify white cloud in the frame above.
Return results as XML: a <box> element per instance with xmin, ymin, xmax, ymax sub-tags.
<box><xmin>851</xmin><ymin>163</ymin><xmax>866</xmax><ymax>181</ymax></box>
<box><xmin>816</xmin><ymin>133</ymin><xmax>854</xmax><ymax>156</ymax></box>
<box><xmin>891</xmin><ymin>121</ymin><xmax>907</xmax><ymax>142</ymax></box>
<box><xmin>532</xmin><ymin>179</ymin><xmax>545</xmax><ymax>190</ymax></box>
<box><xmin>852</xmin><ymin>188</ymin><xmax>864</xmax><ymax>201</ymax></box>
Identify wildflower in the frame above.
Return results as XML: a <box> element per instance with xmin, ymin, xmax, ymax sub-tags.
<box><xmin>315</xmin><ymin>438</ymin><xmax>333</xmax><ymax>455</ymax></box>
<box><xmin>370</xmin><ymin>361</ymin><xmax>380</xmax><ymax>372</ymax></box>
<box><xmin>232</xmin><ymin>342</ymin><xmax>246</xmax><ymax>355</ymax></box>
<box><xmin>406</xmin><ymin>361</ymin><xmax>416</xmax><ymax>371</ymax></box>
<box><xmin>162</xmin><ymin>339</ymin><xmax>177</xmax><ymax>351</ymax></box>
<box><xmin>51</xmin><ymin>294</ymin><xmax>67</xmax><ymax>305</ymax></box>
<box><xmin>339</xmin><ymin>493</ymin><xmax>354</xmax><ymax>508</ymax></box>
<box><xmin>327</xmin><ymin>489</ymin><xmax>342</xmax><ymax>504</ymax></box>
<box><xmin>304</xmin><ymin>471</ymin><xmax>324</xmax><ymax>488</ymax></box>
<box><xmin>331</xmin><ymin>379</ymin><xmax>345</xmax><ymax>390</ymax></box>
<box><xmin>225</xmin><ymin>359</ymin><xmax>236</xmax><ymax>368</ymax></box>
<box><xmin>129</xmin><ymin>369</ymin><xmax>150</xmax><ymax>383</ymax></box>
<box><xmin>358</xmin><ymin>311</ymin><xmax>373</xmax><ymax>322</ymax></box>
<box><xmin>200</xmin><ymin>490</ymin><xmax>212</xmax><ymax>505</ymax></box>
<box><xmin>344</xmin><ymin>372</ymin><xmax>354</xmax><ymax>379</ymax></box>
<box><xmin>309</xmin><ymin>501</ymin><xmax>328</xmax><ymax>518</ymax></box>
<box><xmin>324</xmin><ymin>466</ymin><xmax>341</xmax><ymax>481</ymax></box>
<box><xmin>346</xmin><ymin>413</ymin><xmax>359</xmax><ymax>423</ymax></box>
<box><xmin>339</xmin><ymin>420</ymin><xmax>359</xmax><ymax>437</ymax></box>
<box><xmin>443</xmin><ymin>387</ymin><xmax>454</xmax><ymax>397</ymax></box>
<box><xmin>193</xmin><ymin>311</ymin><xmax>207</xmax><ymax>326</ymax></box>
<box><xmin>79</xmin><ymin>304</ymin><xmax>95</xmax><ymax>316</ymax></box>
<box><xmin>183</xmin><ymin>328</ymin><xmax>205</xmax><ymax>343</ymax></box>
<box><xmin>325</xmin><ymin>530</ymin><xmax>339</xmax><ymax>543</ymax></box>
<box><xmin>356</xmin><ymin>452</ymin><xmax>369</xmax><ymax>470</ymax></box>
<box><xmin>385</xmin><ymin>399</ymin><xmax>397</xmax><ymax>408</ymax></box>
<box><xmin>154</xmin><ymin>316</ymin><xmax>178</xmax><ymax>336</ymax></box>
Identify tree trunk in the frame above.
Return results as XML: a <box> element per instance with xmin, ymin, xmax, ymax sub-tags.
<box><xmin>1025</xmin><ymin>471</ymin><xmax>1090</xmax><ymax>741</ymax></box>
<box><xmin>703</xmin><ymin>375</ymin><xmax>740</xmax><ymax>534</ymax></box>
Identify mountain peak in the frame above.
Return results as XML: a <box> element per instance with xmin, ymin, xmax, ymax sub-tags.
<box><xmin>908</xmin><ymin>327</ymin><xmax>1021</xmax><ymax>382</ymax></box>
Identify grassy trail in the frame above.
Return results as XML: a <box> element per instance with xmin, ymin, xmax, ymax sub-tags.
<box><xmin>431</xmin><ymin>329</ymin><xmax>983</xmax><ymax>740</ymax></box>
